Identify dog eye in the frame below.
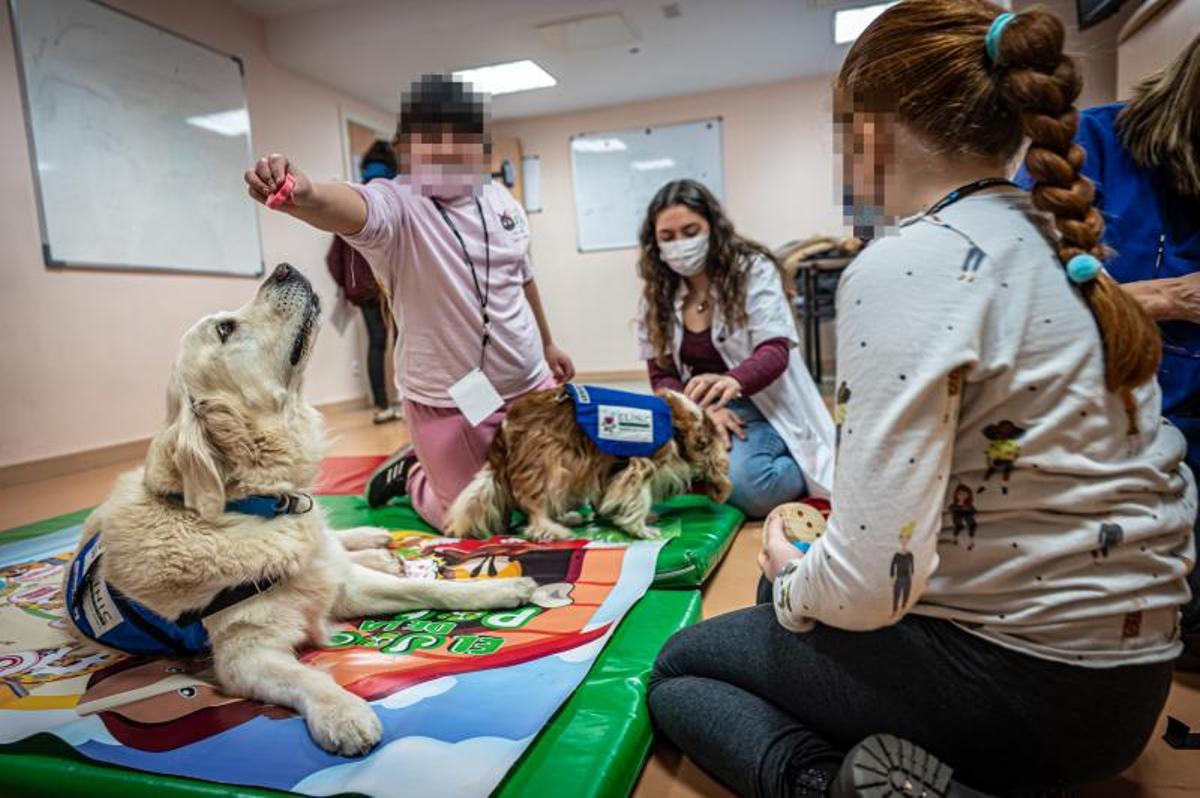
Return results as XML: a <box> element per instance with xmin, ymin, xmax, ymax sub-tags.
<box><xmin>215</xmin><ymin>319</ymin><xmax>237</xmax><ymax>342</ymax></box>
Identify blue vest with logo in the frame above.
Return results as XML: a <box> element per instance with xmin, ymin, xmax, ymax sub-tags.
<box><xmin>566</xmin><ymin>384</ymin><xmax>673</xmax><ymax>458</ymax></box>
<box><xmin>64</xmin><ymin>494</ymin><xmax>303</xmax><ymax>657</ymax></box>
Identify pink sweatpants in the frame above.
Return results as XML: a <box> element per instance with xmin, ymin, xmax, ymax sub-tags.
<box><xmin>403</xmin><ymin>375</ymin><xmax>556</xmax><ymax>529</ymax></box>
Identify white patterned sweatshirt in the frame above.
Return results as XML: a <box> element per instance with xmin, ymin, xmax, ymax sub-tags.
<box><xmin>773</xmin><ymin>190</ymin><xmax>1197</xmax><ymax>666</ymax></box>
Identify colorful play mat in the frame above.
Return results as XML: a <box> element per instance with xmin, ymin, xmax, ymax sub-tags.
<box><xmin>0</xmin><ymin>457</ymin><xmax>739</xmax><ymax>796</ymax></box>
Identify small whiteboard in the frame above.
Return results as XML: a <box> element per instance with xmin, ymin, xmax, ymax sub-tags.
<box><xmin>9</xmin><ymin>0</ymin><xmax>263</xmax><ymax>276</ymax></box>
<box><xmin>570</xmin><ymin>118</ymin><xmax>723</xmax><ymax>252</ymax></box>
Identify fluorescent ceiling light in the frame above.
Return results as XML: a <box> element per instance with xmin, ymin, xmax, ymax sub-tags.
<box><xmin>833</xmin><ymin>2</ymin><xmax>897</xmax><ymax>45</ymax></box>
<box><xmin>571</xmin><ymin>138</ymin><xmax>628</xmax><ymax>153</ymax></box>
<box><xmin>186</xmin><ymin>108</ymin><xmax>250</xmax><ymax>137</ymax></box>
<box><xmin>632</xmin><ymin>158</ymin><xmax>675</xmax><ymax>171</ymax></box>
<box><xmin>453</xmin><ymin>59</ymin><xmax>556</xmax><ymax>96</ymax></box>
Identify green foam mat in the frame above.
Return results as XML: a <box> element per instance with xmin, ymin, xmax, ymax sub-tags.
<box><xmin>2</xmin><ymin>589</ymin><xmax>699</xmax><ymax>798</ymax></box>
<box><xmin>318</xmin><ymin>494</ymin><xmax>742</xmax><ymax>589</ymax></box>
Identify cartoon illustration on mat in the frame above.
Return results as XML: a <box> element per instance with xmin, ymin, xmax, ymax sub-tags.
<box><xmin>891</xmin><ymin>522</ymin><xmax>917</xmax><ymax>615</ymax></box>
<box><xmin>983</xmin><ymin>420</ymin><xmax>1027</xmax><ymax>491</ymax></box>
<box><xmin>948</xmin><ymin>484</ymin><xmax>978</xmax><ymax>550</ymax></box>
<box><xmin>1093</xmin><ymin>523</ymin><xmax>1125</xmax><ymax>559</ymax></box>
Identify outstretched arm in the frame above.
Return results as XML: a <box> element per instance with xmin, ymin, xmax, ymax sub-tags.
<box><xmin>245</xmin><ymin>153</ymin><xmax>367</xmax><ymax>236</ymax></box>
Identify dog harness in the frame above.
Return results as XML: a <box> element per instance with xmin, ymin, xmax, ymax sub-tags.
<box><xmin>566</xmin><ymin>384</ymin><xmax>673</xmax><ymax>458</ymax></box>
<box><xmin>65</xmin><ymin>493</ymin><xmax>311</xmax><ymax>658</ymax></box>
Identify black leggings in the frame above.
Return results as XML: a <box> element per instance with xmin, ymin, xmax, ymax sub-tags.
<box><xmin>360</xmin><ymin>300</ymin><xmax>390</xmax><ymax>409</ymax></box>
<box><xmin>647</xmin><ymin>581</ymin><xmax>1173</xmax><ymax>797</ymax></box>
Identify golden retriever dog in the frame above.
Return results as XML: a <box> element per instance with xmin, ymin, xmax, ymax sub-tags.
<box><xmin>64</xmin><ymin>264</ymin><xmax>535</xmax><ymax>755</ymax></box>
<box><xmin>445</xmin><ymin>386</ymin><xmax>731</xmax><ymax>541</ymax></box>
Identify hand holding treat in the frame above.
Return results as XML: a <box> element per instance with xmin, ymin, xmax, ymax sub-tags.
<box><xmin>763</xmin><ymin>499</ymin><xmax>830</xmax><ymax>553</ymax></box>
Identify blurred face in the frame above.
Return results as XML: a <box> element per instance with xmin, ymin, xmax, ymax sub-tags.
<box><xmin>837</xmin><ymin>110</ymin><xmax>897</xmax><ymax>239</ymax></box>
<box><xmin>654</xmin><ymin>204</ymin><xmax>712</xmax><ymax>278</ymax></box>
<box><xmin>397</xmin><ymin>125</ymin><xmax>489</xmax><ymax>197</ymax></box>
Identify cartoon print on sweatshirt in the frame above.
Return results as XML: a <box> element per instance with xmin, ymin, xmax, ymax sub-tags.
<box><xmin>943</xmin><ymin>367</ymin><xmax>964</xmax><ymax>424</ymax></box>
<box><xmin>775</xmin><ymin>559</ymin><xmax>800</xmax><ymax>614</ymax></box>
<box><xmin>891</xmin><ymin>521</ymin><xmax>917</xmax><ymax>615</ymax></box>
<box><xmin>948</xmin><ymin>483</ymin><xmax>979</xmax><ymax>550</ymax></box>
<box><xmin>1121</xmin><ymin>611</ymin><xmax>1143</xmax><ymax>641</ymax></box>
<box><xmin>1093</xmin><ymin>522</ymin><xmax>1124</xmax><ymax>559</ymax></box>
<box><xmin>983</xmin><ymin>420</ymin><xmax>1027</xmax><ymax>493</ymax></box>
<box><xmin>957</xmin><ymin>244</ymin><xmax>985</xmax><ymax>282</ymax></box>
<box><xmin>834</xmin><ymin>382</ymin><xmax>851</xmax><ymax>448</ymax></box>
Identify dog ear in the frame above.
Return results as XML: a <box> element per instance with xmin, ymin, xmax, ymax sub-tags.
<box><xmin>174</xmin><ymin>395</ymin><xmax>226</xmax><ymax>521</ymax></box>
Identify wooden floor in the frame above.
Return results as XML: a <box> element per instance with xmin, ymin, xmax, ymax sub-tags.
<box><xmin>2</xmin><ymin>404</ymin><xmax>1198</xmax><ymax>797</ymax></box>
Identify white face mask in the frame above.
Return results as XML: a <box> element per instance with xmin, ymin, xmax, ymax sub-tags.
<box><xmin>658</xmin><ymin>234</ymin><xmax>709</xmax><ymax>276</ymax></box>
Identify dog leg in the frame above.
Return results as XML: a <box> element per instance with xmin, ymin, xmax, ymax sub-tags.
<box><xmin>598</xmin><ymin>459</ymin><xmax>659</xmax><ymax>540</ymax></box>
<box><xmin>214</xmin><ymin>643</ymin><xmax>381</xmax><ymax>756</ymax></box>
<box><xmin>348</xmin><ymin>548</ymin><xmax>402</xmax><ymax>575</ymax></box>
<box><xmin>337</xmin><ymin>526</ymin><xmax>393</xmax><ymax>551</ymax></box>
<box><xmin>334</xmin><ymin>564</ymin><xmax>536</xmax><ymax>616</ymax></box>
<box><xmin>525</xmin><ymin>511</ymin><xmax>574</xmax><ymax>541</ymax></box>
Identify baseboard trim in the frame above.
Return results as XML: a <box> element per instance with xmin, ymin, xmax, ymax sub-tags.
<box><xmin>0</xmin><ymin>396</ymin><xmax>371</xmax><ymax>488</ymax></box>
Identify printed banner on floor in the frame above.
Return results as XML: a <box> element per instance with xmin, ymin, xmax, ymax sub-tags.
<box><xmin>0</xmin><ymin>522</ymin><xmax>662</xmax><ymax>797</ymax></box>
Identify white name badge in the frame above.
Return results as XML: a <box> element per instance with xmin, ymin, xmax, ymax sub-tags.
<box><xmin>448</xmin><ymin>368</ymin><xmax>504</xmax><ymax>427</ymax></box>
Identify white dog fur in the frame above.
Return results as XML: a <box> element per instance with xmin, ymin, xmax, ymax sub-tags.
<box><xmin>65</xmin><ymin>264</ymin><xmax>535</xmax><ymax>755</ymax></box>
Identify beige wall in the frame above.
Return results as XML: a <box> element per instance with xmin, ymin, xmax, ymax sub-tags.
<box><xmin>1117</xmin><ymin>0</ymin><xmax>1200</xmax><ymax>97</ymax></box>
<box><xmin>493</xmin><ymin>75</ymin><xmax>845</xmax><ymax>375</ymax></box>
<box><xmin>0</xmin><ymin>0</ymin><xmax>393</xmax><ymax>467</ymax></box>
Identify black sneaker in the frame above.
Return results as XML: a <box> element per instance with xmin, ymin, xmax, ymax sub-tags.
<box><xmin>830</xmin><ymin>734</ymin><xmax>993</xmax><ymax>798</ymax></box>
<box><xmin>365</xmin><ymin>445</ymin><xmax>416</xmax><ymax>508</ymax></box>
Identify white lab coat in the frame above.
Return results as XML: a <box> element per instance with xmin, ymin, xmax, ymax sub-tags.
<box><xmin>637</xmin><ymin>256</ymin><xmax>836</xmax><ymax>497</ymax></box>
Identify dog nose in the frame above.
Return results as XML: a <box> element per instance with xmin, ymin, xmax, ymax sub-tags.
<box><xmin>272</xmin><ymin>263</ymin><xmax>293</xmax><ymax>283</ymax></box>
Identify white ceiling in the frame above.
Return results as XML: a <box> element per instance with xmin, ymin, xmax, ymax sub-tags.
<box><xmin>231</xmin><ymin>0</ymin><xmax>857</xmax><ymax>120</ymax></box>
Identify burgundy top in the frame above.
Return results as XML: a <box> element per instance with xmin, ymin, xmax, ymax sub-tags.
<box><xmin>647</xmin><ymin>328</ymin><xmax>789</xmax><ymax>397</ymax></box>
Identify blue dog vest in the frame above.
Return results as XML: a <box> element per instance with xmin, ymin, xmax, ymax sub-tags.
<box><xmin>566</xmin><ymin>384</ymin><xmax>673</xmax><ymax>458</ymax></box>
<box><xmin>65</xmin><ymin>493</ymin><xmax>308</xmax><ymax>657</ymax></box>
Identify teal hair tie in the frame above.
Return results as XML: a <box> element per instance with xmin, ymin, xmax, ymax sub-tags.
<box><xmin>1066</xmin><ymin>253</ymin><xmax>1103</xmax><ymax>284</ymax></box>
<box><xmin>985</xmin><ymin>12</ymin><xmax>1016</xmax><ymax>63</ymax></box>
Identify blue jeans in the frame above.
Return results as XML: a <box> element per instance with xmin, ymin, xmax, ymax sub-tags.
<box><xmin>724</xmin><ymin>398</ymin><xmax>807</xmax><ymax>519</ymax></box>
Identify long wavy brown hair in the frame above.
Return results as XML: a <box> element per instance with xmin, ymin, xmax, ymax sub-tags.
<box><xmin>837</xmin><ymin>0</ymin><xmax>1161</xmax><ymax>426</ymax></box>
<box><xmin>638</xmin><ymin>179</ymin><xmax>784</xmax><ymax>365</ymax></box>
<box><xmin>1117</xmin><ymin>33</ymin><xmax>1200</xmax><ymax>198</ymax></box>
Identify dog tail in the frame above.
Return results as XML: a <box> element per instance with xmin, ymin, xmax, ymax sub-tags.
<box><xmin>444</xmin><ymin>437</ymin><xmax>513</xmax><ymax>539</ymax></box>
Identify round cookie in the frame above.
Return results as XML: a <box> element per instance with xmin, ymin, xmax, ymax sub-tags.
<box><xmin>764</xmin><ymin>501</ymin><xmax>829</xmax><ymax>553</ymax></box>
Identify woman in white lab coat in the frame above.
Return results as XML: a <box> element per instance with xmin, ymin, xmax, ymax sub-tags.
<box><xmin>635</xmin><ymin>179</ymin><xmax>835</xmax><ymax>517</ymax></box>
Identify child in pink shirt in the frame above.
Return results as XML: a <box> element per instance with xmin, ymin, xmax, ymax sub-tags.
<box><xmin>244</xmin><ymin>75</ymin><xmax>573</xmax><ymax>527</ymax></box>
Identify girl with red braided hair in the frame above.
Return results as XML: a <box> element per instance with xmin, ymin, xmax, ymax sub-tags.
<box><xmin>647</xmin><ymin>2</ymin><xmax>1196</xmax><ymax>796</ymax></box>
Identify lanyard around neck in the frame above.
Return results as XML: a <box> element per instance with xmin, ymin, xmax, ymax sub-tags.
<box><xmin>431</xmin><ymin>196</ymin><xmax>491</xmax><ymax>369</ymax></box>
<box><xmin>926</xmin><ymin>177</ymin><xmax>1016</xmax><ymax>216</ymax></box>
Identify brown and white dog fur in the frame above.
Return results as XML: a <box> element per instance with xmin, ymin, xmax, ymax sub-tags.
<box><xmin>445</xmin><ymin>386</ymin><xmax>732</xmax><ymax>541</ymax></box>
<box><xmin>64</xmin><ymin>264</ymin><xmax>535</xmax><ymax>756</ymax></box>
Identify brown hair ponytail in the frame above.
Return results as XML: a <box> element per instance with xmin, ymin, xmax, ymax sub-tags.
<box><xmin>836</xmin><ymin>0</ymin><xmax>1161</xmax><ymax>419</ymax></box>
<box><xmin>994</xmin><ymin>9</ymin><xmax>1160</xmax><ymax>403</ymax></box>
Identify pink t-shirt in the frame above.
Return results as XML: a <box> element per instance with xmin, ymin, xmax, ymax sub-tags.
<box><xmin>342</xmin><ymin>180</ymin><xmax>549</xmax><ymax>407</ymax></box>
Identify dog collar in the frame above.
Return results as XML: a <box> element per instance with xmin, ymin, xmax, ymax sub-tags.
<box><xmin>164</xmin><ymin>492</ymin><xmax>314</xmax><ymax>518</ymax></box>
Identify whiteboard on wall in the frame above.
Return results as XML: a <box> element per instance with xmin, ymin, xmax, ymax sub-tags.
<box><xmin>9</xmin><ymin>0</ymin><xmax>263</xmax><ymax>276</ymax></box>
<box><xmin>570</xmin><ymin>118</ymin><xmax>723</xmax><ymax>252</ymax></box>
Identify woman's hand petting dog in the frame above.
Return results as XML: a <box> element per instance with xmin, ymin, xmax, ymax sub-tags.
<box><xmin>706</xmin><ymin>406</ymin><xmax>746</xmax><ymax>450</ymax></box>
<box><xmin>758</xmin><ymin>512</ymin><xmax>802</xmax><ymax>583</ymax></box>
<box><xmin>685</xmin><ymin>373</ymin><xmax>742</xmax><ymax>409</ymax></box>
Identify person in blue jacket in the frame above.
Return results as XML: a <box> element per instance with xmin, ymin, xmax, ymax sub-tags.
<box><xmin>1017</xmin><ymin>34</ymin><xmax>1200</xmax><ymax>639</ymax></box>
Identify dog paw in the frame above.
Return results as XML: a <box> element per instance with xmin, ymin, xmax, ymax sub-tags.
<box><xmin>350</xmin><ymin>548</ymin><xmax>402</xmax><ymax>575</ymax></box>
<box><xmin>485</xmin><ymin>576</ymin><xmax>538</xmax><ymax>608</ymax></box>
<box><xmin>558</xmin><ymin>511</ymin><xmax>586</xmax><ymax>527</ymax></box>
<box><xmin>623</xmin><ymin>524</ymin><xmax>660</xmax><ymax>540</ymax></box>
<box><xmin>339</xmin><ymin>527</ymin><xmax>393</xmax><ymax>551</ymax></box>
<box><xmin>306</xmin><ymin>693</ymin><xmax>382</xmax><ymax>756</ymax></box>
<box><xmin>526</xmin><ymin>524</ymin><xmax>573</xmax><ymax>542</ymax></box>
